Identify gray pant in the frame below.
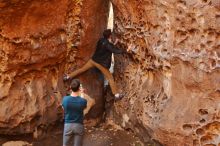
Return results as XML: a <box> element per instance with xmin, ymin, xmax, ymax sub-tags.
<box><xmin>63</xmin><ymin>123</ymin><xmax>84</xmax><ymax>146</ymax></box>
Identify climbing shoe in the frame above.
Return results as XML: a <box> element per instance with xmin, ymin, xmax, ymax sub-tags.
<box><xmin>114</xmin><ymin>93</ymin><xmax>124</xmax><ymax>100</ymax></box>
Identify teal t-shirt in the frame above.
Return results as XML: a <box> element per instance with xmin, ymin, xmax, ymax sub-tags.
<box><xmin>62</xmin><ymin>96</ymin><xmax>87</xmax><ymax>124</ymax></box>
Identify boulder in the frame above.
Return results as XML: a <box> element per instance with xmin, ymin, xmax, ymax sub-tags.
<box><xmin>110</xmin><ymin>0</ymin><xmax>220</xmax><ymax>145</ymax></box>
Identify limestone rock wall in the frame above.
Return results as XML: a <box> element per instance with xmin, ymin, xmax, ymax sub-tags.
<box><xmin>0</xmin><ymin>0</ymin><xmax>109</xmax><ymax>134</ymax></box>
<box><xmin>110</xmin><ymin>0</ymin><xmax>220</xmax><ymax>145</ymax></box>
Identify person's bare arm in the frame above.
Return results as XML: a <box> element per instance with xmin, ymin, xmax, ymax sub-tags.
<box><xmin>79</xmin><ymin>86</ymin><xmax>95</xmax><ymax>115</ymax></box>
<box><xmin>83</xmin><ymin>94</ymin><xmax>95</xmax><ymax>115</ymax></box>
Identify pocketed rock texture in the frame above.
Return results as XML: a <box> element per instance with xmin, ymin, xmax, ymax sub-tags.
<box><xmin>110</xmin><ymin>0</ymin><xmax>220</xmax><ymax>145</ymax></box>
<box><xmin>0</xmin><ymin>0</ymin><xmax>109</xmax><ymax>134</ymax></box>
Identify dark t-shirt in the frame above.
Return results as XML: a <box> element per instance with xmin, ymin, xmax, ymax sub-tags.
<box><xmin>62</xmin><ymin>96</ymin><xmax>87</xmax><ymax>124</ymax></box>
<box><xmin>92</xmin><ymin>38</ymin><xmax>123</xmax><ymax>69</ymax></box>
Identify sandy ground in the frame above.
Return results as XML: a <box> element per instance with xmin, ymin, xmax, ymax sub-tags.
<box><xmin>0</xmin><ymin>123</ymin><xmax>143</xmax><ymax>146</ymax></box>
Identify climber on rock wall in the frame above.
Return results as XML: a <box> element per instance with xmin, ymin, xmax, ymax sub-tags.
<box><xmin>64</xmin><ymin>29</ymin><xmax>126</xmax><ymax>99</ymax></box>
<box><xmin>62</xmin><ymin>79</ymin><xmax>87</xmax><ymax>146</ymax></box>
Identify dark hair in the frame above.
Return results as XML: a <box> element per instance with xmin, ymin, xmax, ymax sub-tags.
<box><xmin>70</xmin><ymin>79</ymin><xmax>80</xmax><ymax>92</ymax></box>
<box><xmin>103</xmin><ymin>29</ymin><xmax>112</xmax><ymax>39</ymax></box>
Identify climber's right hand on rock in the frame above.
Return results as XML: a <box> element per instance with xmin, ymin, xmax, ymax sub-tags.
<box><xmin>63</xmin><ymin>74</ymin><xmax>70</xmax><ymax>81</ymax></box>
<box><xmin>114</xmin><ymin>38</ymin><xmax>119</xmax><ymax>45</ymax></box>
